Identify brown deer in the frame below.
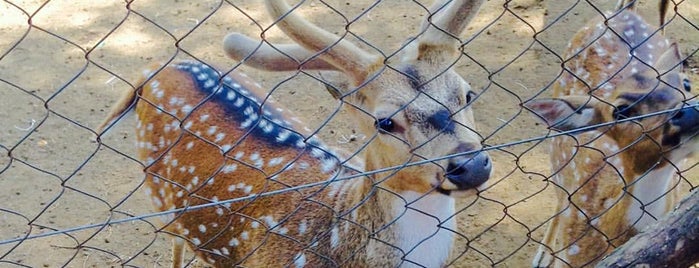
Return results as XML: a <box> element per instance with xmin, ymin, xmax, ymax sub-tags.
<box><xmin>525</xmin><ymin>0</ymin><xmax>697</xmax><ymax>267</ymax></box>
<box><xmin>98</xmin><ymin>0</ymin><xmax>491</xmax><ymax>267</ymax></box>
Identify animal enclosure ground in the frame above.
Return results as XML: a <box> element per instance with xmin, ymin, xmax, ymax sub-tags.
<box><xmin>0</xmin><ymin>0</ymin><xmax>698</xmax><ymax>267</ymax></box>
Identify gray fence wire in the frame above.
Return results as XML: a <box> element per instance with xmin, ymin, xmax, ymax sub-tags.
<box><xmin>1</xmin><ymin>0</ymin><xmax>698</xmax><ymax>267</ymax></box>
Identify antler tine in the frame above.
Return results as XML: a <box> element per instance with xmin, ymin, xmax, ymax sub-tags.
<box><xmin>659</xmin><ymin>0</ymin><xmax>669</xmax><ymax>30</ymax></box>
<box><xmin>266</xmin><ymin>0</ymin><xmax>381</xmax><ymax>84</ymax></box>
<box><xmin>417</xmin><ymin>0</ymin><xmax>486</xmax><ymax>51</ymax></box>
<box><xmin>223</xmin><ymin>33</ymin><xmax>338</xmax><ymax>71</ymax></box>
<box><xmin>616</xmin><ymin>0</ymin><xmax>636</xmax><ymax>11</ymax></box>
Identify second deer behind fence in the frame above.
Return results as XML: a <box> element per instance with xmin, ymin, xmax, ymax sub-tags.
<box><xmin>525</xmin><ymin>0</ymin><xmax>698</xmax><ymax>266</ymax></box>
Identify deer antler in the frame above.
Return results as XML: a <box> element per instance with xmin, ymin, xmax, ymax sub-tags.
<box><xmin>414</xmin><ymin>0</ymin><xmax>485</xmax><ymax>58</ymax></box>
<box><xmin>223</xmin><ymin>32</ymin><xmax>337</xmax><ymax>71</ymax></box>
<box><xmin>265</xmin><ymin>0</ymin><xmax>381</xmax><ymax>84</ymax></box>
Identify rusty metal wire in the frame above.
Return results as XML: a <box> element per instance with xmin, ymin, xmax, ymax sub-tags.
<box><xmin>1</xmin><ymin>0</ymin><xmax>698</xmax><ymax>267</ymax></box>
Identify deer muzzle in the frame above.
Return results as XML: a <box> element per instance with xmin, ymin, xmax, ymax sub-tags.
<box><xmin>444</xmin><ymin>143</ymin><xmax>491</xmax><ymax>190</ymax></box>
<box><xmin>670</xmin><ymin>101</ymin><xmax>699</xmax><ymax>132</ymax></box>
<box><xmin>663</xmin><ymin>100</ymin><xmax>699</xmax><ymax>146</ymax></box>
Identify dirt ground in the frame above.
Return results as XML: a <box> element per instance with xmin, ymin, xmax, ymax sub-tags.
<box><xmin>0</xmin><ymin>0</ymin><xmax>697</xmax><ymax>267</ymax></box>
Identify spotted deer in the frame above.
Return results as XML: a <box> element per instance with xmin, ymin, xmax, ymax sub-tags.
<box><xmin>525</xmin><ymin>0</ymin><xmax>697</xmax><ymax>267</ymax></box>
<box><xmin>98</xmin><ymin>0</ymin><xmax>491</xmax><ymax>267</ymax></box>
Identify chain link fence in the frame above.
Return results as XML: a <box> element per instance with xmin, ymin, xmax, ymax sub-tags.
<box><xmin>1</xmin><ymin>0</ymin><xmax>698</xmax><ymax>267</ymax></box>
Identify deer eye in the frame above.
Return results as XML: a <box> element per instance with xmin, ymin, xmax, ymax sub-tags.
<box><xmin>375</xmin><ymin>118</ymin><xmax>396</xmax><ymax>133</ymax></box>
<box><xmin>613</xmin><ymin>104</ymin><xmax>633</xmax><ymax>120</ymax></box>
<box><xmin>682</xmin><ymin>78</ymin><xmax>691</xmax><ymax>92</ymax></box>
<box><xmin>466</xmin><ymin>91</ymin><xmax>477</xmax><ymax>104</ymax></box>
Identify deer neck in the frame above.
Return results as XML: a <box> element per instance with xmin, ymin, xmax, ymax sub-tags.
<box><xmin>622</xmin><ymin>160</ymin><xmax>678</xmax><ymax>232</ymax></box>
<box><xmin>327</xmin><ymin>168</ymin><xmax>456</xmax><ymax>267</ymax></box>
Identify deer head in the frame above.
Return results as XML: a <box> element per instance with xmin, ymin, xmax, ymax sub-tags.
<box><xmin>527</xmin><ymin>45</ymin><xmax>698</xmax><ymax>169</ymax></box>
<box><xmin>224</xmin><ymin>0</ymin><xmax>491</xmax><ymax>197</ymax></box>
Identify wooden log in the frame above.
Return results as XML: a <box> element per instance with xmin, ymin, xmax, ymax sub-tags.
<box><xmin>596</xmin><ymin>189</ymin><xmax>699</xmax><ymax>267</ymax></box>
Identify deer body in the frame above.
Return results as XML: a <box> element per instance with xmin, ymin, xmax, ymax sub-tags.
<box><xmin>100</xmin><ymin>0</ymin><xmax>491</xmax><ymax>267</ymax></box>
<box><xmin>105</xmin><ymin>61</ymin><xmax>464</xmax><ymax>267</ymax></box>
<box><xmin>527</xmin><ymin>3</ymin><xmax>698</xmax><ymax>267</ymax></box>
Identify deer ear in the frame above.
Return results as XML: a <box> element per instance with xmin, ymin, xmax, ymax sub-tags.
<box><xmin>524</xmin><ymin>97</ymin><xmax>600</xmax><ymax>131</ymax></box>
<box><xmin>655</xmin><ymin>43</ymin><xmax>683</xmax><ymax>73</ymax></box>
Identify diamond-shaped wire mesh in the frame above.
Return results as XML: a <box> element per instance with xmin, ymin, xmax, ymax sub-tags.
<box><xmin>1</xmin><ymin>0</ymin><xmax>698</xmax><ymax>267</ymax></box>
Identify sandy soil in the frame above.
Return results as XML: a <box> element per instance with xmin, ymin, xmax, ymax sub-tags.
<box><xmin>0</xmin><ymin>0</ymin><xmax>697</xmax><ymax>267</ymax></box>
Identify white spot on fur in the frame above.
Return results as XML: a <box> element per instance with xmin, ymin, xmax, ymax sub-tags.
<box><xmin>222</xmin><ymin>164</ymin><xmax>237</xmax><ymax>174</ymax></box>
<box><xmin>182</xmin><ymin>105</ymin><xmax>193</xmax><ymax>114</ymax></box>
<box><xmin>567</xmin><ymin>244</ymin><xmax>580</xmax><ymax>255</ymax></box>
<box><xmin>261</xmin><ymin>120</ymin><xmax>274</xmax><ymax>133</ymax></box>
<box><xmin>294</xmin><ymin>252</ymin><xmax>306</xmax><ymax>268</ymax></box>
<box><xmin>299</xmin><ymin>219</ymin><xmax>308</xmax><ymax>235</ymax></box>
<box><xmin>234</xmin><ymin>97</ymin><xmax>245</xmax><ymax>107</ymax></box>
<box><xmin>269</xmin><ymin>157</ymin><xmax>284</xmax><ymax>167</ymax></box>
<box><xmin>298</xmin><ymin>161</ymin><xmax>310</xmax><ymax>170</ymax></box>
<box><xmin>207</xmin><ymin>126</ymin><xmax>218</xmax><ymax>135</ymax></box>
<box><xmin>183</xmin><ymin>121</ymin><xmax>193</xmax><ymax>130</ymax></box>
<box><xmin>330</xmin><ymin>227</ymin><xmax>339</xmax><ymax>248</ymax></box>
<box><xmin>221</xmin><ymin>144</ymin><xmax>232</xmax><ymax>152</ymax></box>
<box><xmin>276</xmin><ymin>130</ymin><xmax>292</xmax><ymax>143</ymax></box>
<box><xmin>215</xmin><ymin>133</ymin><xmax>225</xmax><ymax>142</ymax></box>
<box><xmin>277</xmin><ymin>227</ymin><xmax>289</xmax><ymax>235</ymax></box>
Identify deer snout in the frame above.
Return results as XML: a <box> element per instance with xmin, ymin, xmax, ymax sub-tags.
<box><xmin>670</xmin><ymin>101</ymin><xmax>699</xmax><ymax>132</ymax></box>
<box><xmin>445</xmin><ymin>144</ymin><xmax>491</xmax><ymax>190</ymax></box>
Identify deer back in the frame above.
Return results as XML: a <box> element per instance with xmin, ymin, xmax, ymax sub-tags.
<box><xmin>101</xmin><ymin>61</ymin><xmax>372</xmax><ymax>266</ymax></box>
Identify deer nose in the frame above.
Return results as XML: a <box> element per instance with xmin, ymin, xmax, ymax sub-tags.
<box><xmin>671</xmin><ymin>101</ymin><xmax>699</xmax><ymax>132</ymax></box>
<box><xmin>445</xmin><ymin>145</ymin><xmax>491</xmax><ymax>189</ymax></box>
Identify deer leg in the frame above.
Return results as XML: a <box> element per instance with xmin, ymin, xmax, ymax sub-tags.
<box><xmin>172</xmin><ymin>237</ymin><xmax>185</xmax><ymax>268</ymax></box>
<box><xmin>533</xmin><ymin>214</ymin><xmax>561</xmax><ymax>267</ymax></box>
